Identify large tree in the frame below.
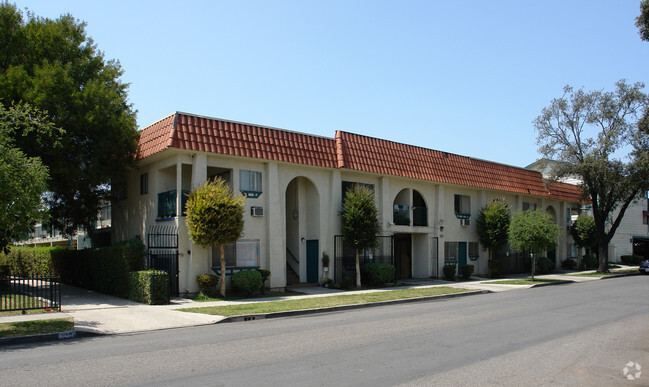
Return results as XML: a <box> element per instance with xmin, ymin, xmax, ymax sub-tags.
<box><xmin>476</xmin><ymin>199</ymin><xmax>511</xmax><ymax>261</ymax></box>
<box><xmin>637</xmin><ymin>0</ymin><xmax>649</xmax><ymax>135</ymax></box>
<box><xmin>0</xmin><ymin>3</ymin><xmax>139</xmax><ymax>235</ymax></box>
<box><xmin>534</xmin><ymin>80</ymin><xmax>649</xmax><ymax>272</ymax></box>
<box><xmin>0</xmin><ymin>103</ymin><xmax>55</xmax><ymax>252</ymax></box>
<box><xmin>341</xmin><ymin>185</ymin><xmax>380</xmax><ymax>288</ymax></box>
<box><xmin>185</xmin><ymin>179</ymin><xmax>245</xmax><ymax>297</ymax></box>
<box><xmin>508</xmin><ymin>210</ymin><xmax>561</xmax><ymax>280</ymax></box>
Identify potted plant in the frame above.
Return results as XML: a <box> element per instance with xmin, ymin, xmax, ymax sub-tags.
<box><xmin>322</xmin><ymin>252</ymin><xmax>330</xmax><ymax>269</ymax></box>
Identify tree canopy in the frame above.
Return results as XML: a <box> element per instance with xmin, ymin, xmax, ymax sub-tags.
<box><xmin>0</xmin><ymin>3</ymin><xmax>139</xmax><ymax>235</ymax></box>
<box><xmin>476</xmin><ymin>199</ymin><xmax>511</xmax><ymax>261</ymax></box>
<box><xmin>0</xmin><ymin>103</ymin><xmax>54</xmax><ymax>252</ymax></box>
<box><xmin>341</xmin><ymin>185</ymin><xmax>380</xmax><ymax>288</ymax></box>
<box><xmin>534</xmin><ymin>80</ymin><xmax>649</xmax><ymax>272</ymax></box>
<box><xmin>185</xmin><ymin>179</ymin><xmax>245</xmax><ymax>296</ymax></box>
<box><xmin>508</xmin><ymin>210</ymin><xmax>561</xmax><ymax>280</ymax></box>
<box><xmin>569</xmin><ymin>213</ymin><xmax>596</xmax><ymax>256</ymax></box>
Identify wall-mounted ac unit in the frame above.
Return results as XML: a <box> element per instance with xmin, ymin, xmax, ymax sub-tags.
<box><xmin>251</xmin><ymin>206</ymin><xmax>264</xmax><ymax>217</ymax></box>
<box><xmin>460</xmin><ymin>219</ymin><xmax>470</xmax><ymax>226</ymax></box>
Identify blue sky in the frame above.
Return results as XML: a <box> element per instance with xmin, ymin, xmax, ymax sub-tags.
<box><xmin>18</xmin><ymin>0</ymin><xmax>649</xmax><ymax>167</ymax></box>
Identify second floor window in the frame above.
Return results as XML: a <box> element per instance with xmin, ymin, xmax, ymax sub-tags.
<box><xmin>454</xmin><ymin>195</ymin><xmax>471</xmax><ymax>218</ymax></box>
<box><xmin>240</xmin><ymin>170</ymin><xmax>262</xmax><ymax>198</ymax></box>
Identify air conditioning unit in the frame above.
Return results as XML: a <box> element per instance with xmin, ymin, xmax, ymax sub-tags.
<box><xmin>251</xmin><ymin>206</ymin><xmax>264</xmax><ymax>217</ymax></box>
<box><xmin>460</xmin><ymin>219</ymin><xmax>470</xmax><ymax>226</ymax></box>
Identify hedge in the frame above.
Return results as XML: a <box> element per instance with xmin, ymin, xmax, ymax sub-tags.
<box><xmin>535</xmin><ymin>257</ymin><xmax>554</xmax><ymax>274</ymax></box>
<box><xmin>0</xmin><ymin>246</ymin><xmax>58</xmax><ymax>276</ymax></box>
<box><xmin>620</xmin><ymin>255</ymin><xmax>644</xmax><ymax>266</ymax></box>
<box><xmin>128</xmin><ymin>270</ymin><xmax>169</xmax><ymax>305</ymax></box>
<box><xmin>361</xmin><ymin>263</ymin><xmax>395</xmax><ymax>286</ymax></box>
<box><xmin>232</xmin><ymin>269</ymin><xmax>263</xmax><ymax>296</ymax></box>
<box><xmin>443</xmin><ymin>264</ymin><xmax>456</xmax><ymax>281</ymax></box>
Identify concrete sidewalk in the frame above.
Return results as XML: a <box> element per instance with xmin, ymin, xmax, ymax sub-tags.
<box><xmin>0</xmin><ymin>267</ymin><xmax>637</xmax><ymax>337</ymax></box>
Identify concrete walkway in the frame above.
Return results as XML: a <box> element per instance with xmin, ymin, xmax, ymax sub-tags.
<box><xmin>0</xmin><ymin>267</ymin><xmax>638</xmax><ymax>336</ymax></box>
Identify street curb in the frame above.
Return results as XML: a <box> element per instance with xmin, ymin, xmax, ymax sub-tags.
<box><xmin>0</xmin><ymin>330</ymin><xmax>100</xmax><ymax>347</ymax></box>
<box><xmin>218</xmin><ymin>289</ymin><xmax>490</xmax><ymax>323</ymax></box>
<box><xmin>529</xmin><ymin>280</ymin><xmax>575</xmax><ymax>288</ymax></box>
<box><xmin>599</xmin><ymin>271</ymin><xmax>643</xmax><ymax>280</ymax></box>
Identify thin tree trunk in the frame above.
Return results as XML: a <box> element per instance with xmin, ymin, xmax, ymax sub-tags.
<box><xmin>355</xmin><ymin>250</ymin><xmax>361</xmax><ymax>289</ymax></box>
<box><xmin>220</xmin><ymin>244</ymin><xmax>226</xmax><ymax>297</ymax></box>
<box><xmin>531</xmin><ymin>253</ymin><xmax>535</xmax><ymax>281</ymax></box>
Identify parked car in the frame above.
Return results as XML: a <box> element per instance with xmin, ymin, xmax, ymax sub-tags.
<box><xmin>640</xmin><ymin>260</ymin><xmax>649</xmax><ymax>274</ymax></box>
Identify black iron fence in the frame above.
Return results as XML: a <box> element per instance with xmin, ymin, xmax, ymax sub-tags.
<box><xmin>334</xmin><ymin>235</ymin><xmax>394</xmax><ymax>284</ymax></box>
<box><xmin>0</xmin><ymin>275</ymin><xmax>61</xmax><ymax>312</ymax></box>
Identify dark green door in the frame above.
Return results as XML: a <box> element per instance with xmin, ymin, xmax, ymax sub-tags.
<box><xmin>307</xmin><ymin>240</ymin><xmax>319</xmax><ymax>283</ymax></box>
<box><xmin>458</xmin><ymin>242</ymin><xmax>467</xmax><ymax>276</ymax></box>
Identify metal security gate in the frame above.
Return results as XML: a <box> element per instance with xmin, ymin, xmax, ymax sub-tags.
<box><xmin>147</xmin><ymin>225</ymin><xmax>179</xmax><ymax>297</ymax></box>
<box><xmin>334</xmin><ymin>235</ymin><xmax>394</xmax><ymax>284</ymax></box>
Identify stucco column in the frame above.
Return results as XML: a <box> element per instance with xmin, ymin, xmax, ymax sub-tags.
<box><xmin>190</xmin><ymin>153</ymin><xmax>209</xmax><ymax>274</ymax></box>
<box><xmin>266</xmin><ymin>162</ymin><xmax>286</xmax><ymax>289</ymax></box>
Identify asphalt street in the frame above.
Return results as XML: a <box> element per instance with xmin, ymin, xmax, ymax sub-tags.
<box><xmin>1</xmin><ymin>276</ymin><xmax>647</xmax><ymax>386</ymax></box>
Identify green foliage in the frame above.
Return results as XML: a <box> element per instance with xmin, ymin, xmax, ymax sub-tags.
<box><xmin>0</xmin><ymin>246</ymin><xmax>57</xmax><ymax>276</ymax></box>
<box><xmin>361</xmin><ymin>263</ymin><xmax>395</xmax><ymax>286</ymax></box>
<box><xmin>561</xmin><ymin>258</ymin><xmax>577</xmax><ymax>270</ymax></box>
<box><xmin>340</xmin><ymin>275</ymin><xmax>355</xmax><ymax>290</ymax></box>
<box><xmin>620</xmin><ymin>254</ymin><xmax>644</xmax><ymax>265</ymax></box>
<box><xmin>186</xmin><ymin>179</ymin><xmax>245</xmax><ymax>247</ymax></box>
<box><xmin>443</xmin><ymin>265</ymin><xmax>456</xmax><ymax>281</ymax></box>
<box><xmin>128</xmin><ymin>270</ymin><xmax>169</xmax><ymax>305</ymax></box>
<box><xmin>258</xmin><ymin>269</ymin><xmax>271</xmax><ymax>293</ymax></box>
<box><xmin>535</xmin><ymin>257</ymin><xmax>554</xmax><ymax>274</ymax></box>
<box><xmin>460</xmin><ymin>264</ymin><xmax>474</xmax><ymax>280</ymax></box>
<box><xmin>569</xmin><ymin>213</ymin><xmax>596</xmax><ymax>252</ymax></box>
<box><xmin>508</xmin><ymin>210</ymin><xmax>560</xmax><ymax>255</ymax></box>
<box><xmin>341</xmin><ymin>185</ymin><xmax>380</xmax><ymax>288</ymax></box>
<box><xmin>476</xmin><ymin>200</ymin><xmax>511</xmax><ymax>259</ymax></box>
<box><xmin>196</xmin><ymin>273</ymin><xmax>219</xmax><ymax>297</ymax></box>
<box><xmin>534</xmin><ymin>80</ymin><xmax>649</xmax><ymax>272</ymax></box>
<box><xmin>580</xmin><ymin>254</ymin><xmax>598</xmax><ymax>269</ymax></box>
<box><xmin>231</xmin><ymin>269</ymin><xmax>263</xmax><ymax>297</ymax></box>
<box><xmin>488</xmin><ymin>259</ymin><xmax>503</xmax><ymax>278</ymax></box>
<box><xmin>637</xmin><ymin>0</ymin><xmax>649</xmax><ymax>42</ymax></box>
<box><xmin>0</xmin><ymin>4</ymin><xmax>139</xmax><ymax>235</ymax></box>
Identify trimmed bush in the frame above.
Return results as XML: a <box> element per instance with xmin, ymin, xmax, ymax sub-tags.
<box><xmin>361</xmin><ymin>263</ymin><xmax>395</xmax><ymax>286</ymax></box>
<box><xmin>0</xmin><ymin>246</ymin><xmax>58</xmax><ymax>276</ymax></box>
<box><xmin>460</xmin><ymin>264</ymin><xmax>474</xmax><ymax>280</ymax></box>
<box><xmin>580</xmin><ymin>254</ymin><xmax>597</xmax><ymax>269</ymax></box>
<box><xmin>196</xmin><ymin>273</ymin><xmax>219</xmax><ymax>297</ymax></box>
<box><xmin>561</xmin><ymin>258</ymin><xmax>577</xmax><ymax>270</ymax></box>
<box><xmin>535</xmin><ymin>257</ymin><xmax>554</xmax><ymax>274</ymax></box>
<box><xmin>443</xmin><ymin>264</ymin><xmax>456</xmax><ymax>281</ymax></box>
<box><xmin>128</xmin><ymin>270</ymin><xmax>169</xmax><ymax>305</ymax></box>
<box><xmin>258</xmin><ymin>269</ymin><xmax>271</xmax><ymax>293</ymax></box>
<box><xmin>620</xmin><ymin>255</ymin><xmax>644</xmax><ymax>266</ymax></box>
<box><xmin>488</xmin><ymin>259</ymin><xmax>503</xmax><ymax>278</ymax></box>
<box><xmin>232</xmin><ymin>269</ymin><xmax>263</xmax><ymax>296</ymax></box>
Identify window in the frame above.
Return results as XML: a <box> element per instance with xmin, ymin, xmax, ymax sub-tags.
<box><xmin>469</xmin><ymin>242</ymin><xmax>479</xmax><ymax>260</ymax></box>
<box><xmin>157</xmin><ymin>189</ymin><xmax>190</xmax><ymax>219</ymax></box>
<box><xmin>523</xmin><ymin>202</ymin><xmax>537</xmax><ymax>211</ymax></box>
<box><xmin>644</xmin><ymin>210</ymin><xmax>649</xmax><ymax>225</ymax></box>
<box><xmin>454</xmin><ymin>195</ymin><xmax>471</xmax><ymax>218</ymax></box>
<box><xmin>239</xmin><ymin>170</ymin><xmax>262</xmax><ymax>198</ymax></box>
<box><xmin>568</xmin><ymin>243</ymin><xmax>578</xmax><ymax>259</ymax></box>
<box><xmin>393</xmin><ymin>204</ymin><xmax>410</xmax><ymax>226</ymax></box>
<box><xmin>213</xmin><ymin>239</ymin><xmax>260</xmax><ymax>267</ymax></box>
<box><xmin>445</xmin><ymin>242</ymin><xmax>458</xmax><ymax>263</ymax></box>
<box><xmin>140</xmin><ymin>173</ymin><xmax>148</xmax><ymax>195</ymax></box>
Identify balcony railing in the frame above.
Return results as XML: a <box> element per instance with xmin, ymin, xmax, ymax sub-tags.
<box><xmin>393</xmin><ymin>205</ymin><xmax>410</xmax><ymax>226</ymax></box>
<box><xmin>413</xmin><ymin>207</ymin><xmax>428</xmax><ymax>226</ymax></box>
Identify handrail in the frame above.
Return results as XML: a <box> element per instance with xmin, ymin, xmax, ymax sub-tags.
<box><xmin>286</xmin><ymin>248</ymin><xmax>299</xmax><ymax>264</ymax></box>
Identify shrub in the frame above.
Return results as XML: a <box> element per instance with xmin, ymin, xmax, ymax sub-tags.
<box><xmin>0</xmin><ymin>246</ymin><xmax>58</xmax><ymax>276</ymax></box>
<box><xmin>460</xmin><ymin>264</ymin><xmax>474</xmax><ymax>280</ymax></box>
<box><xmin>488</xmin><ymin>259</ymin><xmax>503</xmax><ymax>278</ymax></box>
<box><xmin>361</xmin><ymin>263</ymin><xmax>395</xmax><ymax>286</ymax></box>
<box><xmin>258</xmin><ymin>269</ymin><xmax>271</xmax><ymax>293</ymax></box>
<box><xmin>620</xmin><ymin>255</ymin><xmax>644</xmax><ymax>266</ymax></box>
<box><xmin>128</xmin><ymin>270</ymin><xmax>169</xmax><ymax>305</ymax></box>
<box><xmin>232</xmin><ymin>269</ymin><xmax>263</xmax><ymax>296</ymax></box>
<box><xmin>561</xmin><ymin>258</ymin><xmax>577</xmax><ymax>270</ymax></box>
<box><xmin>443</xmin><ymin>265</ymin><xmax>456</xmax><ymax>281</ymax></box>
<box><xmin>580</xmin><ymin>254</ymin><xmax>597</xmax><ymax>269</ymax></box>
<box><xmin>341</xmin><ymin>275</ymin><xmax>355</xmax><ymax>290</ymax></box>
<box><xmin>535</xmin><ymin>257</ymin><xmax>554</xmax><ymax>274</ymax></box>
<box><xmin>196</xmin><ymin>273</ymin><xmax>219</xmax><ymax>297</ymax></box>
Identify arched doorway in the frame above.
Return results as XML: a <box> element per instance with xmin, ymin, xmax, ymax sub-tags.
<box><xmin>285</xmin><ymin>177</ymin><xmax>320</xmax><ymax>285</ymax></box>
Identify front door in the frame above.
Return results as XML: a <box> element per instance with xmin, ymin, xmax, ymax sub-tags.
<box><xmin>306</xmin><ymin>240</ymin><xmax>319</xmax><ymax>283</ymax></box>
<box><xmin>458</xmin><ymin>242</ymin><xmax>467</xmax><ymax>276</ymax></box>
<box><xmin>394</xmin><ymin>234</ymin><xmax>412</xmax><ymax>279</ymax></box>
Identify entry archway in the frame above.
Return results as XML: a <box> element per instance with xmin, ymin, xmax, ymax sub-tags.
<box><xmin>285</xmin><ymin>177</ymin><xmax>320</xmax><ymax>284</ymax></box>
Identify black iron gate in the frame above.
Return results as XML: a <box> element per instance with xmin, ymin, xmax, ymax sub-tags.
<box><xmin>147</xmin><ymin>225</ymin><xmax>179</xmax><ymax>297</ymax></box>
<box><xmin>334</xmin><ymin>235</ymin><xmax>394</xmax><ymax>284</ymax></box>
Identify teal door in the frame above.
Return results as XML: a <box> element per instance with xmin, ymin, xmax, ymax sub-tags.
<box><xmin>306</xmin><ymin>240</ymin><xmax>319</xmax><ymax>283</ymax></box>
<box><xmin>458</xmin><ymin>242</ymin><xmax>467</xmax><ymax>276</ymax></box>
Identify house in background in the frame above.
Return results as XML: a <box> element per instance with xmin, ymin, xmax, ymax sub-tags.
<box><xmin>112</xmin><ymin>112</ymin><xmax>583</xmax><ymax>295</ymax></box>
<box><xmin>526</xmin><ymin>159</ymin><xmax>649</xmax><ymax>261</ymax></box>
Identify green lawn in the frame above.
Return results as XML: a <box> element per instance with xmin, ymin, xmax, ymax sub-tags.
<box><xmin>482</xmin><ymin>278</ymin><xmax>565</xmax><ymax>285</ymax></box>
<box><xmin>569</xmin><ymin>268</ymin><xmax>639</xmax><ymax>277</ymax></box>
<box><xmin>179</xmin><ymin>286</ymin><xmax>471</xmax><ymax>317</ymax></box>
<box><xmin>0</xmin><ymin>318</ymin><xmax>73</xmax><ymax>338</ymax></box>
<box><xmin>1</xmin><ymin>294</ymin><xmax>53</xmax><ymax>316</ymax></box>
<box><xmin>193</xmin><ymin>291</ymin><xmax>302</xmax><ymax>302</ymax></box>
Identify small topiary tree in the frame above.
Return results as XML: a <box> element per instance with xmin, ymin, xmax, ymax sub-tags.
<box><xmin>232</xmin><ymin>270</ymin><xmax>262</xmax><ymax>296</ymax></box>
<box><xmin>186</xmin><ymin>178</ymin><xmax>245</xmax><ymax>297</ymax></box>
<box><xmin>508</xmin><ymin>209</ymin><xmax>561</xmax><ymax>280</ymax></box>
<box><xmin>476</xmin><ymin>200</ymin><xmax>511</xmax><ymax>262</ymax></box>
<box><xmin>341</xmin><ymin>185</ymin><xmax>380</xmax><ymax>289</ymax></box>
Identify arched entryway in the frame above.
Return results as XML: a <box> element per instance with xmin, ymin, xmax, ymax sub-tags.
<box><xmin>285</xmin><ymin>177</ymin><xmax>320</xmax><ymax>285</ymax></box>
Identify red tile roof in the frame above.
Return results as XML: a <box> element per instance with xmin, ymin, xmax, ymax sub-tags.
<box><xmin>136</xmin><ymin>112</ymin><xmax>583</xmax><ymax>202</ymax></box>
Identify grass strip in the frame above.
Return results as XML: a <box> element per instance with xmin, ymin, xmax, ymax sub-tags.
<box><xmin>0</xmin><ymin>318</ymin><xmax>73</xmax><ymax>338</ymax></box>
<box><xmin>482</xmin><ymin>278</ymin><xmax>563</xmax><ymax>285</ymax></box>
<box><xmin>179</xmin><ymin>286</ymin><xmax>471</xmax><ymax>317</ymax></box>
<box><xmin>193</xmin><ymin>291</ymin><xmax>301</xmax><ymax>302</ymax></box>
<box><xmin>569</xmin><ymin>269</ymin><xmax>639</xmax><ymax>277</ymax></box>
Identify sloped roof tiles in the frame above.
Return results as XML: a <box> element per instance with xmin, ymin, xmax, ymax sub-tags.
<box><xmin>137</xmin><ymin>112</ymin><xmax>583</xmax><ymax>202</ymax></box>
